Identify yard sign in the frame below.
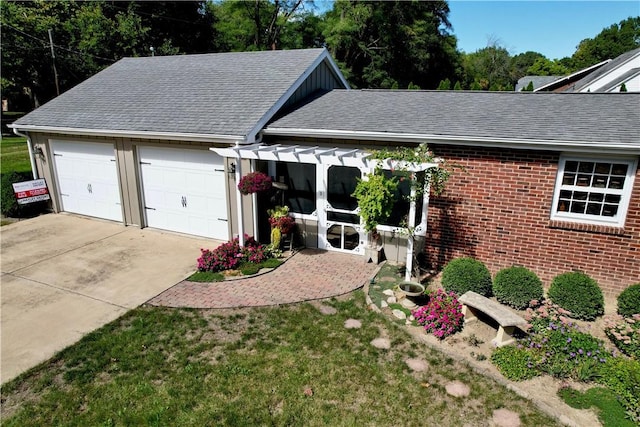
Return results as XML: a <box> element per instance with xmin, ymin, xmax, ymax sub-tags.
<box><xmin>12</xmin><ymin>179</ymin><xmax>51</xmax><ymax>205</ymax></box>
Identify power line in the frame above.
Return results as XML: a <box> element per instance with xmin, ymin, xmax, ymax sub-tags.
<box><xmin>1</xmin><ymin>23</ymin><xmax>116</xmax><ymax>63</ymax></box>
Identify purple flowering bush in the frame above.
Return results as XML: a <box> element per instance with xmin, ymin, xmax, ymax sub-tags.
<box><xmin>412</xmin><ymin>289</ymin><xmax>464</xmax><ymax>339</ymax></box>
<box><xmin>604</xmin><ymin>314</ymin><xmax>640</xmax><ymax>359</ymax></box>
<box><xmin>197</xmin><ymin>235</ymin><xmax>268</xmax><ymax>272</ymax></box>
<box><xmin>238</xmin><ymin>172</ymin><xmax>272</xmax><ymax>195</ymax></box>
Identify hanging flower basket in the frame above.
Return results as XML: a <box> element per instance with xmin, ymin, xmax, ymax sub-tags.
<box><xmin>238</xmin><ymin>171</ymin><xmax>272</xmax><ymax>195</ymax></box>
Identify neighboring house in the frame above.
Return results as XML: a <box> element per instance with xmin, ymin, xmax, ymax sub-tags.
<box><xmin>536</xmin><ymin>47</ymin><xmax>640</xmax><ymax>93</ymax></box>
<box><xmin>515</xmin><ymin>76</ymin><xmax>561</xmax><ymax>92</ymax></box>
<box><xmin>11</xmin><ymin>49</ymin><xmax>640</xmax><ymax>295</ymax></box>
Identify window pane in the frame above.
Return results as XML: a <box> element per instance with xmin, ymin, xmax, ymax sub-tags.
<box><xmin>559</xmin><ymin>190</ymin><xmax>572</xmax><ymax>199</ymax></box>
<box><xmin>586</xmin><ymin>203</ymin><xmax>602</xmax><ymax>215</ymax></box>
<box><xmin>592</xmin><ymin>175</ymin><xmax>607</xmax><ymax>188</ymax></box>
<box><xmin>594</xmin><ymin>163</ymin><xmax>611</xmax><ymax>174</ymax></box>
<box><xmin>576</xmin><ymin>175</ymin><xmax>592</xmax><ymax>186</ymax></box>
<box><xmin>277</xmin><ymin>162</ymin><xmax>316</xmax><ymax>215</ymax></box>
<box><xmin>605</xmin><ymin>194</ymin><xmax>621</xmax><ymax>204</ymax></box>
<box><xmin>564</xmin><ymin>161</ymin><xmax>579</xmax><ymax>172</ymax></box>
<box><xmin>570</xmin><ymin>201</ymin><xmax>586</xmax><ymax>214</ymax></box>
<box><xmin>608</xmin><ymin>176</ymin><xmax>625</xmax><ymax>189</ymax></box>
<box><xmin>557</xmin><ymin>200</ymin><xmax>569</xmax><ymax>212</ymax></box>
<box><xmin>588</xmin><ymin>193</ymin><xmax>604</xmax><ymax>202</ymax></box>
<box><xmin>578</xmin><ymin>162</ymin><xmax>594</xmax><ymax>173</ymax></box>
<box><xmin>327</xmin><ymin>166</ymin><xmax>359</xmax><ymax>211</ymax></box>
<box><xmin>602</xmin><ymin>205</ymin><xmax>618</xmax><ymax>217</ymax></box>
<box><xmin>612</xmin><ymin>164</ymin><xmax>628</xmax><ymax>175</ymax></box>
<box><xmin>327</xmin><ymin>212</ymin><xmax>360</xmax><ymax>224</ymax></box>
<box><xmin>573</xmin><ymin>191</ymin><xmax>588</xmax><ymax>201</ymax></box>
<box><xmin>562</xmin><ymin>173</ymin><xmax>575</xmax><ymax>185</ymax></box>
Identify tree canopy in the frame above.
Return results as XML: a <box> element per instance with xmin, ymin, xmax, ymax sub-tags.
<box><xmin>1</xmin><ymin>1</ymin><xmax>638</xmax><ymax>110</ymax></box>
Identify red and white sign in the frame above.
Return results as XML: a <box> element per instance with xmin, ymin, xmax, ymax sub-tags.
<box><xmin>12</xmin><ymin>179</ymin><xmax>51</xmax><ymax>205</ymax></box>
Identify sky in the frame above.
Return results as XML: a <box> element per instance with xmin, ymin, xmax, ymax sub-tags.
<box><xmin>446</xmin><ymin>1</ymin><xmax>639</xmax><ymax>59</ymax></box>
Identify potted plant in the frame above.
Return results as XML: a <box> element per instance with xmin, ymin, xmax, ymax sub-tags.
<box><xmin>238</xmin><ymin>171</ymin><xmax>272</xmax><ymax>195</ymax></box>
<box><xmin>268</xmin><ymin>205</ymin><xmax>295</xmax><ymax>249</ymax></box>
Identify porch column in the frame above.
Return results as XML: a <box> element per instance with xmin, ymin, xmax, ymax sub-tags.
<box><xmin>405</xmin><ymin>174</ymin><xmax>417</xmax><ymax>281</ymax></box>
<box><xmin>234</xmin><ymin>145</ymin><xmax>244</xmax><ymax>247</ymax></box>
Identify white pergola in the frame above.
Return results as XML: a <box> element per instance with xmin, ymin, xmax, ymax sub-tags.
<box><xmin>211</xmin><ymin>143</ymin><xmax>439</xmax><ymax>281</ymax></box>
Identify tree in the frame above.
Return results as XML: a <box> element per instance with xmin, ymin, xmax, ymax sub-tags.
<box><xmin>526</xmin><ymin>57</ymin><xmax>569</xmax><ymax>76</ymax></box>
<box><xmin>620</xmin><ymin>82</ymin><xmax>628</xmax><ymax>92</ymax></box>
<box><xmin>510</xmin><ymin>51</ymin><xmax>545</xmax><ymax>80</ymax></box>
<box><xmin>323</xmin><ymin>0</ymin><xmax>461</xmax><ymax>89</ymax></box>
<box><xmin>437</xmin><ymin>78</ymin><xmax>451</xmax><ymax>90</ymax></box>
<box><xmin>462</xmin><ymin>43</ymin><xmax>513</xmax><ymax>90</ymax></box>
<box><xmin>523</xmin><ymin>81</ymin><xmax>534</xmax><ymax>92</ymax></box>
<box><xmin>571</xmin><ymin>17</ymin><xmax>640</xmax><ymax>69</ymax></box>
<box><xmin>453</xmin><ymin>81</ymin><xmax>461</xmax><ymax>90</ymax></box>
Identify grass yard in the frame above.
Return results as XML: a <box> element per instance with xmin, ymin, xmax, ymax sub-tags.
<box><xmin>1</xmin><ymin>136</ymin><xmax>31</xmax><ymax>175</ymax></box>
<box><xmin>0</xmin><ymin>293</ymin><xmax>558</xmax><ymax>426</ymax></box>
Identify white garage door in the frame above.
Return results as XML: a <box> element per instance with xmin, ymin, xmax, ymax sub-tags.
<box><xmin>139</xmin><ymin>146</ymin><xmax>229</xmax><ymax>240</ymax></box>
<box><xmin>51</xmin><ymin>141</ymin><xmax>123</xmax><ymax>222</ymax></box>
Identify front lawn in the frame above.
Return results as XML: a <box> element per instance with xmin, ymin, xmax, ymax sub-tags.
<box><xmin>1</xmin><ymin>136</ymin><xmax>30</xmax><ymax>175</ymax></box>
<box><xmin>0</xmin><ymin>293</ymin><xmax>557</xmax><ymax>426</ymax></box>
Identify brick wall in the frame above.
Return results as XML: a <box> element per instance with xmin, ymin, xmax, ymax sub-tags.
<box><xmin>424</xmin><ymin>144</ymin><xmax>640</xmax><ymax>296</ymax></box>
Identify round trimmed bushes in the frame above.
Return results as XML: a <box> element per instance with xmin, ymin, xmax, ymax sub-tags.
<box><xmin>618</xmin><ymin>283</ymin><xmax>640</xmax><ymax>317</ymax></box>
<box><xmin>548</xmin><ymin>271</ymin><xmax>604</xmax><ymax>320</ymax></box>
<box><xmin>441</xmin><ymin>257</ymin><xmax>492</xmax><ymax>297</ymax></box>
<box><xmin>493</xmin><ymin>266</ymin><xmax>544</xmax><ymax>310</ymax></box>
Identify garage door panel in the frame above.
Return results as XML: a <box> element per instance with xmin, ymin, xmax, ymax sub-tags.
<box><xmin>139</xmin><ymin>147</ymin><xmax>228</xmax><ymax>240</ymax></box>
<box><xmin>52</xmin><ymin>141</ymin><xmax>122</xmax><ymax>222</ymax></box>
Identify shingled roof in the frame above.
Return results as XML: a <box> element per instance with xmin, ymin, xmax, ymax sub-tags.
<box><xmin>265</xmin><ymin>90</ymin><xmax>640</xmax><ymax>151</ymax></box>
<box><xmin>12</xmin><ymin>48</ymin><xmax>345</xmax><ymax>142</ymax></box>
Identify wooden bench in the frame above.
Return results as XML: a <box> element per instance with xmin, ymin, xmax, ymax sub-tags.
<box><xmin>458</xmin><ymin>291</ymin><xmax>527</xmax><ymax>347</ymax></box>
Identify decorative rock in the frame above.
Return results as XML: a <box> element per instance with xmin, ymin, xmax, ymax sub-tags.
<box><xmin>401</xmin><ymin>299</ymin><xmax>417</xmax><ymax>309</ymax></box>
<box><xmin>370</xmin><ymin>337</ymin><xmax>391</xmax><ymax>350</ymax></box>
<box><xmin>405</xmin><ymin>358</ymin><xmax>429</xmax><ymax>372</ymax></box>
<box><xmin>318</xmin><ymin>305</ymin><xmax>337</xmax><ymax>315</ymax></box>
<box><xmin>491</xmin><ymin>409</ymin><xmax>521</xmax><ymax>427</ymax></box>
<box><xmin>445</xmin><ymin>381</ymin><xmax>470</xmax><ymax>397</ymax></box>
<box><xmin>380</xmin><ymin>300</ymin><xmax>388</xmax><ymax>308</ymax></box>
<box><xmin>387</xmin><ymin>296</ymin><xmax>397</xmax><ymax>304</ymax></box>
<box><xmin>382</xmin><ymin>289</ymin><xmax>395</xmax><ymax>296</ymax></box>
<box><xmin>409</xmin><ymin>315</ymin><xmax>415</xmax><ymax>321</ymax></box>
<box><xmin>392</xmin><ymin>309</ymin><xmax>407</xmax><ymax>320</ymax></box>
<box><xmin>344</xmin><ymin>319</ymin><xmax>362</xmax><ymax>329</ymax></box>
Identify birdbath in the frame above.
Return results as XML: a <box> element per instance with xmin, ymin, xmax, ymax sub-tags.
<box><xmin>398</xmin><ymin>281</ymin><xmax>426</xmax><ymax>308</ymax></box>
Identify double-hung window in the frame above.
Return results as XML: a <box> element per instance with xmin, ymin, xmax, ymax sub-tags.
<box><xmin>551</xmin><ymin>156</ymin><xmax>637</xmax><ymax>227</ymax></box>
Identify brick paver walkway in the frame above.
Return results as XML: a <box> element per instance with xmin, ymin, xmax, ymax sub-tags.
<box><xmin>147</xmin><ymin>249</ymin><xmax>380</xmax><ymax>309</ymax></box>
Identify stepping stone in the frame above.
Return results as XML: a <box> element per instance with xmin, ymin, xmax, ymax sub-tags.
<box><xmin>387</xmin><ymin>296</ymin><xmax>397</xmax><ymax>304</ymax></box>
<box><xmin>405</xmin><ymin>358</ymin><xmax>428</xmax><ymax>372</ymax></box>
<box><xmin>382</xmin><ymin>289</ymin><xmax>395</xmax><ymax>296</ymax></box>
<box><xmin>370</xmin><ymin>337</ymin><xmax>391</xmax><ymax>350</ymax></box>
<box><xmin>392</xmin><ymin>309</ymin><xmax>407</xmax><ymax>320</ymax></box>
<box><xmin>318</xmin><ymin>305</ymin><xmax>337</xmax><ymax>315</ymax></box>
<box><xmin>344</xmin><ymin>319</ymin><xmax>362</xmax><ymax>329</ymax></box>
<box><xmin>380</xmin><ymin>300</ymin><xmax>388</xmax><ymax>308</ymax></box>
<box><xmin>445</xmin><ymin>381</ymin><xmax>470</xmax><ymax>397</ymax></box>
<box><xmin>491</xmin><ymin>409</ymin><xmax>521</xmax><ymax>427</ymax></box>
<box><xmin>401</xmin><ymin>299</ymin><xmax>417</xmax><ymax>309</ymax></box>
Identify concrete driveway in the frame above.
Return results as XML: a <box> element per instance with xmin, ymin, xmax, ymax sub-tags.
<box><xmin>1</xmin><ymin>214</ymin><xmax>220</xmax><ymax>384</ymax></box>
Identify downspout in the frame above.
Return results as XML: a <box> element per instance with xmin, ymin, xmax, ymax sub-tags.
<box><xmin>13</xmin><ymin>128</ymin><xmax>39</xmax><ymax>179</ymax></box>
<box><xmin>234</xmin><ymin>142</ymin><xmax>245</xmax><ymax>247</ymax></box>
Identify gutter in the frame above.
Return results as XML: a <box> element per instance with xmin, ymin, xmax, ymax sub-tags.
<box><xmin>12</xmin><ymin>128</ymin><xmax>38</xmax><ymax>179</ymax></box>
<box><xmin>262</xmin><ymin>128</ymin><xmax>640</xmax><ymax>155</ymax></box>
<box><xmin>8</xmin><ymin>124</ymin><xmax>244</xmax><ymax>144</ymax></box>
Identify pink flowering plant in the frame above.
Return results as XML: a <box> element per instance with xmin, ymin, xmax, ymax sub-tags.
<box><xmin>523</xmin><ymin>299</ymin><xmax>573</xmax><ymax>334</ymax></box>
<box><xmin>412</xmin><ymin>289</ymin><xmax>464</xmax><ymax>339</ymax></box>
<box><xmin>604</xmin><ymin>314</ymin><xmax>640</xmax><ymax>359</ymax></box>
<box><xmin>238</xmin><ymin>172</ymin><xmax>272</xmax><ymax>195</ymax></box>
<box><xmin>197</xmin><ymin>235</ymin><xmax>268</xmax><ymax>272</ymax></box>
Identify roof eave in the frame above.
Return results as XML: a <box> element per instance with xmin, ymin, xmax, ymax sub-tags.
<box><xmin>8</xmin><ymin>124</ymin><xmax>245</xmax><ymax>144</ymax></box>
<box><xmin>262</xmin><ymin>127</ymin><xmax>640</xmax><ymax>155</ymax></box>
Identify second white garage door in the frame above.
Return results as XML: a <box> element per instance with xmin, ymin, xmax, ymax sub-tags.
<box><xmin>139</xmin><ymin>147</ymin><xmax>229</xmax><ymax>240</ymax></box>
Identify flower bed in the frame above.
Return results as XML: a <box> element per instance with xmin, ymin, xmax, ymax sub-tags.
<box><xmin>197</xmin><ymin>235</ymin><xmax>270</xmax><ymax>273</ymax></box>
<box><xmin>412</xmin><ymin>289</ymin><xmax>464</xmax><ymax>339</ymax></box>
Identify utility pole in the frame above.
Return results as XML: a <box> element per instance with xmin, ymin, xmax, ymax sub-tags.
<box><xmin>48</xmin><ymin>29</ymin><xmax>60</xmax><ymax>96</ymax></box>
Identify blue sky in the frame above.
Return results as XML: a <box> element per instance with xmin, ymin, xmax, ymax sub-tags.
<box><xmin>313</xmin><ymin>1</ymin><xmax>639</xmax><ymax>60</ymax></box>
<box><xmin>449</xmin><ymin>1</ymin><xmax>639</xmax><ymax>59</ymax></box>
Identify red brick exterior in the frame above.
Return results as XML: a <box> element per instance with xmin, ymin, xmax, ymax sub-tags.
<box><xmin>424</xmin><ymin>144</ymin><xmax>640</xmax><ymax>296</ymax></box>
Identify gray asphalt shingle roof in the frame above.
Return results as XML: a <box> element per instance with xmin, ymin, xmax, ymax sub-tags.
<box><xmin>13</xmin><ymin>48</ymin><xmax>328</xmax><ymax>139</ymax></box>
<box><xmin>267</xmin><ymin>89</ymin><xmax>640</xmax><ymax>145</ymax></box>
<box><xmin>568</xmin><ymin>47</ymin><xmax>640</xmax><ymax>92</ymax></box>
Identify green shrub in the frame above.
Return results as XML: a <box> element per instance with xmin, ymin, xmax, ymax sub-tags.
<box><xmin>491</xmin><ymin>345</ymin><xmax>539</xmax><ymax>381</ymax></box>
<box><xmin>618</xmin><ymin>283</ymin><xmax>640</xmax><ymax>317</ymax></box>
<box><xmin>598</xmin><ymin>358</ymin><xmax>640</xmax><ymax>423</ymax></box>
<box><xmin>0</xmin><ymin>171</ymin><xmax>48</xmax><ymax>217</ymax></box>
<box><xmin>493</xmin><ymin>266</ymin><xmax>543</xmax><ymax>309</ymax></box>
<box><xmin>188</xmin><ymin>271</ymin><xmax>224</xmax><ymax>282</ymax></box>
<box><xmin>548</xmin><ymin>272</ymin><xmax>604</xmax><ymax>320</ymax></box>
<box><xmin>441</xmin><ymin>257</ymin><xmax>492</xmax><ymax>297</ymax></box>
<box><xmin>239</xmin><ymin>263</ymin><xmax>261</xmax><ymax>276</ymax></box>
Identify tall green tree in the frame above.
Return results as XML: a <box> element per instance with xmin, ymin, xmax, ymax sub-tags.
<box><xmin>323</xmin><ymin>0</ymin><xmax>461</xmax><ymax>89</ymax></box>
<box><xmin>461</xmin><ymin>43</ymin><xmax>512</xmax><ymax>90</ymax></box>
<box><xmin>571</xmin><ymin>17</ymin><xmax>640</xmax><ymax>69</ymax></box>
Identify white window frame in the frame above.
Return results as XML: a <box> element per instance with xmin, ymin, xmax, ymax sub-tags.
<box><xmin>550</xmin><ymin>154</ymin><xmax>637</xmax><ymax>227</ymax></box>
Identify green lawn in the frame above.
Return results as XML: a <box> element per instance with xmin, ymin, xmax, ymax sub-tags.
<box><xmin>0</xmin><ymin>293</ymin><xmax>558</xmax><ymax>426</ymax></box>
<box><xmin>1</xmin><ymin>136</ymin><xmax>31</xmax><ymax>175</ymax></box>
